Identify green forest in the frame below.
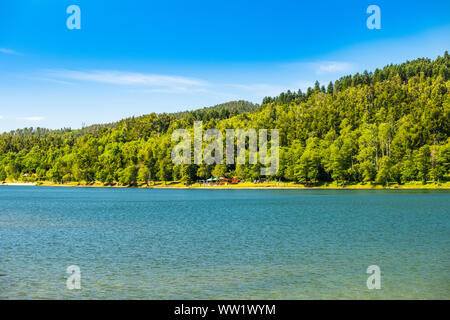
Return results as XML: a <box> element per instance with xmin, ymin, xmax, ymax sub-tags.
<box><xmin>1</xmin><ymin>53</ymin><xmax>449</xmax><ymax>186</ymax></box>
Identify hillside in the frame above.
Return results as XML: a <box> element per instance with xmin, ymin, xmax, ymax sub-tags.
<box><xmin>172</xmin><ymin>100</ymin><xmax>259</xmax><ymax>120</ymax></box>
<box><xmin>0</xmin><ymin>52</ymin><xmax>449</xmax><ymax>186</ymax></box>
<box><xmin>3</xmin><ymin>100</ymin><xmax>259</xmax><ymax>137</ymax></box>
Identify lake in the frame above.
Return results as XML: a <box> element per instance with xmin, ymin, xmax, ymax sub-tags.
<box><xmin>0</xmin><ymin>186</ymin><xmax>449</xmax><ymax>299</ymax></box>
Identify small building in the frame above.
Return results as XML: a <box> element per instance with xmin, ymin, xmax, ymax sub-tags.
<box><xmin>218</xmin><ymin>177</ymin><xmax>231</xmax><ymax>185</ymax></box>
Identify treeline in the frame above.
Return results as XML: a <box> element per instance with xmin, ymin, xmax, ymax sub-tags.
<box><xmin>172</xmin><ymin>100</ymin><xmax>259</xmax><ymax>121</ymax></box>
<box><xmin>263</xmin><ymin>54</ymin><xmax>450</xmax><ymax>105</ymax></box>
<box><xmin>0</xmin><ymin>53</ymin><xmax>449</xmax><ymax>186</ymax></box>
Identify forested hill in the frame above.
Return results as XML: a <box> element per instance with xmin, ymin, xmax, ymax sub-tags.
<box><xmin>172</xmin><ymin>100</ymin><xmax>259</xmax><ymax>120</ymax></box>
<box><xmin>0</xmin><ymin>52</ymin><xmax>449</xmax><ymax>186</ymax></box>
<box><xmin>3</xmin><ymin>100</ymin><xmax>259</xmax><ymax>138</ymax></box>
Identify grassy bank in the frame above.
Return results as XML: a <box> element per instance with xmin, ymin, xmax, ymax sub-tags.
<box><xmin>1</xmin><ymin>180</ymin><xmax>449</xmax><ymax>189</ymax></box>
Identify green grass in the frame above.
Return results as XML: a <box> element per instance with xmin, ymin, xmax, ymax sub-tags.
<box><xmin>2</xmin><ymin>179</ymin><xmax>449</xmax><ymax>189</ymax></box>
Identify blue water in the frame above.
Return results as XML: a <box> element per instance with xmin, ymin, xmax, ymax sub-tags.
<box><xmin>0</xmin><ymin>186</ymin><xmax>449</xmax><ymax>299</ymax></box>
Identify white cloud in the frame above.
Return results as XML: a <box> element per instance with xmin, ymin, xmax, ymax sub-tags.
<box><xmin>131</xmin><ymin>87</ymin><xmax>210</xmax><ymax>94</ymax></box>
<box><xmin>19</xmin><ymin>116</ymin><xmax>45</xmax><ymax>121</ymax></box>
<box><xmin>281</xmin><ymin>60</ymin><xmax>356</xmax><ymax>75</ymax></box>
<box><xmin>0</xmin><ymin>115</ymin><xmax>3</xmax><ymax>119</ymax></box>
<box><xmin>46</xmin><ymin>69</ymin><xmax>210</xmax><ymax>93</ymax></box>
<box><xmin>0</xmin><ymin>48</ymin><xmax>20</xmax><ymax>55</ymax></box>
<box><xmin>315</xmin><ymin>61</ymin><xmax>355</xmax><ymax>74</ymax></box>
<box><xmin>28</xmin><ymin>76</ymin><xmax>74</xmax><ymax>85</ymax></box>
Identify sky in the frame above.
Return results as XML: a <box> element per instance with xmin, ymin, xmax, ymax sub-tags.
<box><xmin>0</xmin><ymin>0</ymin><xmax>449</xmax><ymax>132</ymax></box>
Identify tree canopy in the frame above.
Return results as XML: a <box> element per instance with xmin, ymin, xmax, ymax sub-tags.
<box><xmin>1</xmin><ymin>52</ymin><xmax>449</xmax><ymax>186</ymax></box>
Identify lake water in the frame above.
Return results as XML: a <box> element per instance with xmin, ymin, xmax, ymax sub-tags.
<box><xmin>0</xmin><ymin>186</ymin><xmax>449</xmax><ymax>299</ymax></box>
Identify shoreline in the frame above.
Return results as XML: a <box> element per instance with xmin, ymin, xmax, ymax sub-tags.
<box><xmin>1</xmin><ymin>181</ymin><xmax>449</xmax><ymax>190</ymax></box>
<box><xmin>1</xmin><ymin>182</ymin><xmax>37</xmax><ymax>186</ymax></box>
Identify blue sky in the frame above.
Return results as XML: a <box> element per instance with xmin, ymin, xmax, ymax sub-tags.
<box><xmin>0</xmin><ymin>0</ymin><xmax>449</xmax><ymax>132</ymax></box>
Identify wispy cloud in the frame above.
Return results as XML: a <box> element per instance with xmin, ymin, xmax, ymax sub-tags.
<box><xmin>0</xmin><ymin>115</ymin><xmax>4</xmax><ymax>119</ymax></box>
<box><xmin>0</xmin><ymin>48</ymin><xmax>21</xmax><ymax>55</ymax></box>
<box><xmin>314</xmin><ymin>61</ymin><xmax>355</xmax><ymax>74</ymax></box>
<box><xmin>19</xmin><ymin>116</ymin><xmax>45</xmax><ymax>121</ymax></box>
<box><xmin>45</xmin><ymin>69</ymin><xmax>210</xmax><ymax>93</ymax></box>
<box><xmin>132</xmin><ymin>87</ymin><xmax>210</xmax><ymax>94</ymax></box>
<box><xmin>282</xmin><ymin>60</ymin><xmax>356</xmax><ymax>75</ymax></box>
<box><xmin>27</xmin><ymin>76</ymin><xmax>74</xmax><ymax>85</ymax></box>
